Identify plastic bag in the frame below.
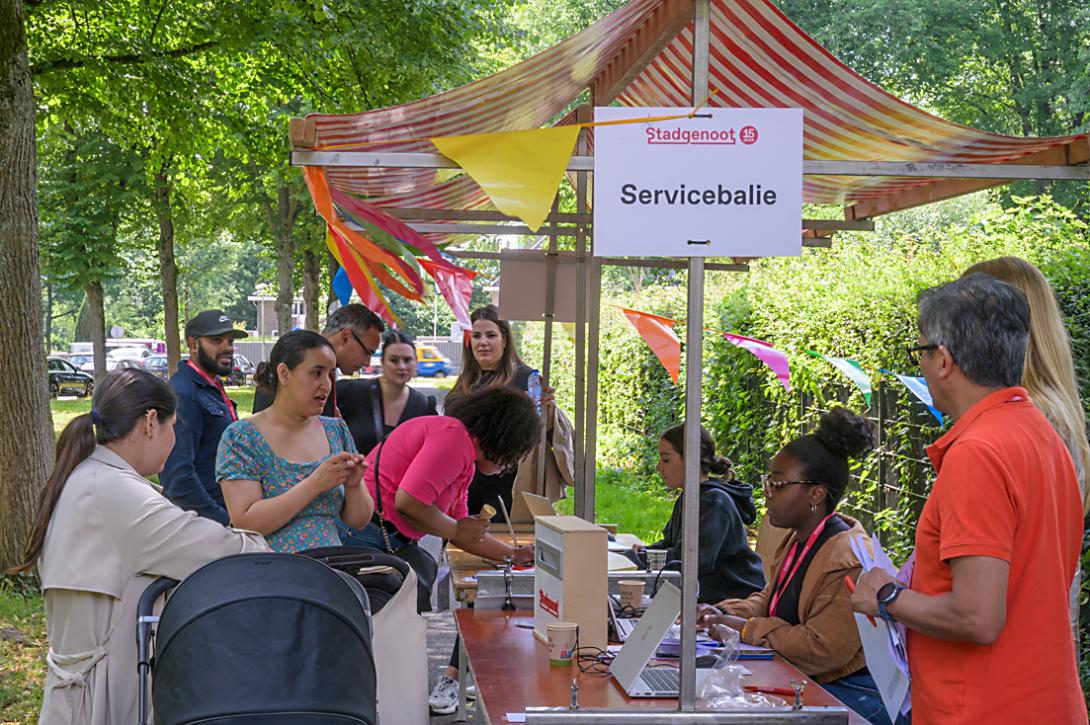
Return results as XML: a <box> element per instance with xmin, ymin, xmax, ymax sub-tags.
<box><xmin>696</xmin><ymin>624</ymin><xmax>791</xmax><ymax>710</ymax></box>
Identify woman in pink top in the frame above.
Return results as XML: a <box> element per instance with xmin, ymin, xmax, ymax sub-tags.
<box><xmin>355</xmin><ymin>386</ymin><xmax>541</xmax><ymax>611</ymax></box>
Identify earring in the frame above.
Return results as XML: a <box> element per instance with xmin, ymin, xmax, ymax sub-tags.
<box><xmin>810</xmin><ymin>503</ymin><xmax>817</xmax><ymax>513</ymax></box>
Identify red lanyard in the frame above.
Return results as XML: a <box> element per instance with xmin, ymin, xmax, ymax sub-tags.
<box><xmin>187</xmin><ymin>360</ymin><xmax>238</xmax><ymax>422</ymax></box>
<box><xmin>769</xmin><ymin>513</ymin><xmax>834</xmax><ymax>618</ymax></box>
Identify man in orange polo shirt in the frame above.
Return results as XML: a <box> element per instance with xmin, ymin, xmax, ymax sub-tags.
<box><xmin>852</xmin><ymin>274</ymin><xmax>1086</xmax><ymax>724</ymax></box>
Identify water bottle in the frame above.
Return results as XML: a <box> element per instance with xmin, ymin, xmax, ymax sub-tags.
<box><xmin>527</xmin><ymin>369</ymin><xmax>543</xmax><ymax>415</ymax></box>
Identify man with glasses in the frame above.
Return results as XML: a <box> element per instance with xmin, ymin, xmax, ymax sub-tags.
<box><xmin>851</xmin><ymin>274</ymin><xmax>1086</xmax><ymax>723</ymax></box>
<box><xmin>252</xmin><ymin>303</ymin><xmax>384</xmax><ymax>416</ymax></box>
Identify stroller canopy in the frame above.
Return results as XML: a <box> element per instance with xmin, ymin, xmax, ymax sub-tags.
<box><xmin>152</xmin><ymin>553</ymin><xmax>376</xmax><ymax>725</ymax></box>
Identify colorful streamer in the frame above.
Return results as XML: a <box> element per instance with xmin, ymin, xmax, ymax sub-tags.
<box><xmin>332</xmin><ymin>266</ymin><xmax>353</xmax><ymax>306</ymax></box>
<box><xmin>419</xmin><ymin>257</ymin><xmax>475</xmax><ymax>328</ymax></box>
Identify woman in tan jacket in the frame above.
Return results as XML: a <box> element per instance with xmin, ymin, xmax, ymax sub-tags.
<box><xmin>697</xmin><ymin>408</ymin><xmax>893</xmax><ymax>725</ymax></box>
<box><xmin>14</xmin><ymin>369</ymin><xmax>269</xmax><ymax>725</ymax></box>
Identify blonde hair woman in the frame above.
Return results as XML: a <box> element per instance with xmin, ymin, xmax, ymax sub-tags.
<box><xmin>964</xmin><ymin>256</ymin><xmax>1089</xmax><ymax>646</ymax></box>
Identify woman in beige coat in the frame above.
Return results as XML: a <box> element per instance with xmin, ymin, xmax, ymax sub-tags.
<box><xmin>14</xmin><ymin>369</ymin><xmax>269</xmax><ymax>725</ymax></box>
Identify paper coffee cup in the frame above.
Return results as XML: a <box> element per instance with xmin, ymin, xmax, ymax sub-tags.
<box><xmin>646</xmin><ymin>549</ymin><xmax>668</xmax><ymax>570</ymax></box>
<box><xmin>547</xmin><ymin>622</ymin><xmax>579</xmax><ymax>666</ymax></box>
<box><xmin>618</xmin><ymin>580</ymin><xmax>646</xmax><ymax>610</ymax></box>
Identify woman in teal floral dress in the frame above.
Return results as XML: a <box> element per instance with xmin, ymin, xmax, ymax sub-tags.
<box><xmin>217</xmin><ymin>331</ymin><xmax>373</xmax><ymax>552</ymax></box>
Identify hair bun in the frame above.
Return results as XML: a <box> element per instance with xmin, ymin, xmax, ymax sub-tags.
<box><xmin>813</xmin><ymin>407</ymin><xmax>876</xmax><ymax>461</ymax></box>
<box><xmin>254</xmin><ymin>362</ymin><xmax>274</xmax><ymax>390</ymax></box>
<box><xmin>707</xmin><ymin>454</ymin><xmax>736</xmax><ymax>480</ymax></box>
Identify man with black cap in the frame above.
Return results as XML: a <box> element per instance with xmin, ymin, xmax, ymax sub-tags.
<box><xmin>160</xmin><ymin>310</ymin><xmax>248</xmax><ymax>524</ymax></box>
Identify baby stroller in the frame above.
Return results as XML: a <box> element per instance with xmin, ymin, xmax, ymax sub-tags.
<box><xmin>137</xmin><ymin>552</ymin><xmax>377</xmax><ymax>725</ymax></box>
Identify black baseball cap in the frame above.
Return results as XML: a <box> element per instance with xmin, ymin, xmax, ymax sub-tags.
<box><xmin>184</xmin><ymin>310</ymin><xmax>249</xmax><ymax>340</ymax></box>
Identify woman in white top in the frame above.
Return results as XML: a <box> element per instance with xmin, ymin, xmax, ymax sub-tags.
<box><xmin>14</xmin><ymin>369</ymin><xmax>269</xmax><ymax>725</ymax></box>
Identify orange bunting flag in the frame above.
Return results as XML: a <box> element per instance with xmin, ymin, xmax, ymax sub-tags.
<box><xmin>621</xmin><ymin>308</ymin><xmax>681</xmax><ymax>384</ymax></box>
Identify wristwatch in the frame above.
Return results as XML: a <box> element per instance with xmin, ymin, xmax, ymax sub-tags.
<box><xmin>876</xmin><ymin>582</ymin><xmax>905</xmax><ymax>623</ymax></box>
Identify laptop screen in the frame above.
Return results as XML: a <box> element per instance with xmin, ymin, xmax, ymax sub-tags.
<box><xmin>608</xmin><ymin>581</ymin><xmax>682</xmax><ymax>690</ymax></box>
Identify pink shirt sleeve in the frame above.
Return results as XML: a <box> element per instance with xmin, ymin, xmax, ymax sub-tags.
<box><xmin>397</xmin><ymin>420</ymin><xmax>475</xmax><ymax>514</ymax></box>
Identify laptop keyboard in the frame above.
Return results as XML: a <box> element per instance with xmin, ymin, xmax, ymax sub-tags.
<box><xmin>640</xmin><ymin>667</ymin><xmax>679</xmax><ymax>693</ymax></box>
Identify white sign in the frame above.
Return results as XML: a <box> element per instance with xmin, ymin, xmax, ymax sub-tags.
<box><xmin>593</xmin><ymin>106</ymin><xmax>803</xmax><ymax>258</ymax></box>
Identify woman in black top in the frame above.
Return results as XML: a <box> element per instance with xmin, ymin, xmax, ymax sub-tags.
<box><xmin>337</xmin><ymin>331</ymin><xmax>437</xmax><ymax>455</ymax></box>
<box><xmin>445</xmin><ymin>305</ymin><xmax>541</xmax><ymax>521</ymax></box>
<box><xmin>338</xmin><ymin>331</ymin><xmax>436</xmax><ymax>550</ymax></box>
<box><xmin>627</xmin><ymin>424</ymin><xmax>765</xmax><ymax>603</ymax></box>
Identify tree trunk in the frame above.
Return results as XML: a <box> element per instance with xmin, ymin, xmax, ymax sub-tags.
<box><xmin>154</xmin><ymin>165</ymin><xmax>182</xmax><ymax>369</ymax></box>
<box><xmin>85</xmin><ymin>281</ymin><xmax>107</xmax><ymax>382</ymax></box>
<box><xmin>302</xmin><ymin>247</ymin><xmax>321</xmax><ymax>331</ymax></box>
<box><xmin>274</xmin><ymin>185</ymin><xmax>297</xmax><ymax>336</ymax></box>
<box><xmin>326</xmin><ymin>249</ymin><xmax>339</xmax><ymax>311</ymax></box>
<box><xmin>0</xmin><ymin>0</ymin><xmax>54</xmax><ymax>571</ymax></box>
<box><xmin>45</xmin><ymin>279</ymin><xmax>53</xmax><ymax>352</ymax></box>
<box><xmin>74</xmin><ymin>292</ymin><xmax>92</xmax><ymax>340</ymax></box>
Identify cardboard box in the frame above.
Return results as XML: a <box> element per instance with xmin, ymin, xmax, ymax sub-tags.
<box><xmin>533</xmin><ymin>515</ymin><xmax>608</xmax><ymax>650</ymax></box>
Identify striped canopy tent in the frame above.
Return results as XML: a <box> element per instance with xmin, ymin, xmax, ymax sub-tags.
<box><xmin>294</xmin><ymin>0</ymin><xmax>1090</xmax><ymax>226</ymax></box>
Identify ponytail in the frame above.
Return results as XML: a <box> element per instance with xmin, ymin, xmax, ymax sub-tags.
<box><xmin>12</xmin><ymin>369</ymin><xmax>176</xmax><ymax>573</ymax></box>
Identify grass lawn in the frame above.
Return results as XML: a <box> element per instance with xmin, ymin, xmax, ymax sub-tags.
<box><xmin>0</xmin><ymin>580</ymin><xmax>46</xmax><ymax>724</ymax></box>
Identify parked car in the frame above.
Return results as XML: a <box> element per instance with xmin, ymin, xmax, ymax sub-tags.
<box><xmin>47</xmin><ymin>356</ymin><xmax>93</xmax><ymax>398</ymax></box>
<box><xmin>144</xmin><ymin>354</ymin><xmax>170</xmax><ymax>379</ymax></box>
<box><xmin>415</xmin><ymin>345</ymin><xmax>452</xmax><ymax>378</ymax></box>
<box><xmin>106</xmin><ymin>347</ymin><xmax>151</xmax><ymax>370</ymax></box>
<box><xmin>69</xmin><ymin>354</ymin><xmax>94</xmax><ymax>373</ymax></box>
<box><xmin>224</xmin><ymin>354</ymin><xmax>255</xmax><ymax>387</ymax></box>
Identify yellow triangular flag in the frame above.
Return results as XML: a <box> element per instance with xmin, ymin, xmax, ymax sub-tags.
<box><xmin>431</xmin><ymin>126</ymin><xmax>580</xmax><ymax>232</ymax></box>
<box><xmin>560</xmin><ymin>322</ymin><xmax>577</xmax><ymax>344</ymax></box>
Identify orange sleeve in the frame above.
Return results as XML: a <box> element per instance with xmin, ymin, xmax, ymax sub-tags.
<box><xmin>934</xmin><ymin>440</ymin><xmax>1018</xmax><ymax>563</ymax></box>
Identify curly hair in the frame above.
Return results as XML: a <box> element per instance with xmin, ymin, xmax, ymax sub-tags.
<box><xmin>444</xmin><ymin>386</ymin><xmax>541</xmax><ymax>470</ymax></box>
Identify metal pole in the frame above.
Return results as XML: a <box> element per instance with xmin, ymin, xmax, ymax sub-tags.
<box><xmin>583</xmin><ymin>255</ymin><xmax>602</xmax><ymax>510</ymax></box>
<box><xmin>679</xmin><ymin>0</ymin><xmax>710</xmax><ymax>711</ymax></box>
<box><xmin>538</xmin><ymin>198</ymin><xmax>560</xmax><ymax>494</ymax></box>
<box><xmin>574</xmin><ymin>111</ymin><xmax>591</xmax><ymax>520</ymax></box>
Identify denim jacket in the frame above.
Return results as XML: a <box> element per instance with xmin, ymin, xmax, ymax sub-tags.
<box><xmin>160</xmin><ymin>361</ymin><xmax>237</xmax><ymax>524</ymax></box>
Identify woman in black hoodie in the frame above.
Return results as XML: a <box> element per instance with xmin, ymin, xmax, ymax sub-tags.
<box><xmin>627</xmin><ymin>424</ymin><xmax>765</xmax><ymax>603</ymax></box>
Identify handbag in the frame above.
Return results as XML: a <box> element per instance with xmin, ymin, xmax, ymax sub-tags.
<box><xmin>369</xmin><ymin>379</ymin><xmax>438</xmax><ymax>611</ymax></box>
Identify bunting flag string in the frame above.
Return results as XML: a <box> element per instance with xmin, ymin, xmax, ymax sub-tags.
<box><xmin>810</xmin><ymin>352</ymin><xmax>873</xmax><ymax>405</ymax></box>
<box><xmin>620</xmin><ymin>307</ymin><xmax>681</xmax><ymax>384</ymax></box>
<box><xmin>721</xmin><ymin>332</ymin><xmax>792</xmax><ymax>391</ymax></box>
<box><xmin>430</xmin><ymin>126</ymin><xmax>581</xmax><ymax>233</ymax></box>
<box><xmin>882</xmin><ymin>370</ymin><xmax>945</xmax><ymax>425</ymax></box>
<box><xmin>618</xmin><ymin>307</ymin><xmax>943</xmax><ymax>425</ymax></box>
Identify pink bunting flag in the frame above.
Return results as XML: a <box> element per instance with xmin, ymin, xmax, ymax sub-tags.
<box><xmin>722</xmin><ymin>332</ymin><xmax>792</xmax><ymax>391</ymax></box>
<box><xmin>419</xmin><ymin>258</ymin><xmax>476</xmax><ymax>328</ymax></box>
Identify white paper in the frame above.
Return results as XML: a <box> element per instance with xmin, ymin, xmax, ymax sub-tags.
<box><xmin>850</xmin><ymin>533</ymin><xmax>912</xmax><ymax>719</ymax></box>
<box><xmin>505</xmin><ymin>713</ymin><xmax>526</xmax><ymax>723</ymax></box>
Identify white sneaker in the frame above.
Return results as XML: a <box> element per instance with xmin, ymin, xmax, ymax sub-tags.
<box><xmin>429</xmin><ymin>674</ymin><xmax>459</xmax><ymax>715</ymax></box>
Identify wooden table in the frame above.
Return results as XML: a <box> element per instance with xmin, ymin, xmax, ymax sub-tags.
<box><xmin>455</xmin><ymin>610</ymin><xmax>865</xmax><ymax>724</ymax></box>
<box><xmin>447</xmin><ymin>532</ymin><xmax>533</xmax><ymax>605</ymax></box>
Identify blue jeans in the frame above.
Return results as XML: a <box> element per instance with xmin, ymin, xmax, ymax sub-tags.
<box><xmin>822</xmin><ymin>671</ymin><xmax>909</xmax><ymax>725</ymax></box>
<box><xmin>340</xmin><ymin>520</ymin><xmax>404</xmax><ymax>550</ymax></box>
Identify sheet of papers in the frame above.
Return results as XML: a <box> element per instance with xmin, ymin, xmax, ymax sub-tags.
<box><xmin>850</xmin><ymin>533</ymin><xmax>912</xmax><ymax>721</ymax></box>
<box><xmin>613</xmin><ymin>533</ymin><xmax>645</xmax><ymax>548</ymax></box>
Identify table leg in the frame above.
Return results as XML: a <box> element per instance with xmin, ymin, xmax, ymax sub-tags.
<box><xmin>457</xmin><ymin>635</ymin><xmax>468</xmax><ymax>722</ymax></box>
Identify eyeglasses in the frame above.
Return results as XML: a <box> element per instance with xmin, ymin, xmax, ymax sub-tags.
<box><xmin>761</xmin><ymin>474</ymin><xmax>823</xmax><ymax>498</ymax></box>
<box><xmin>905</xmin><ymin>343</ymin><xmax>939</xmax><ymax>367</ymax></box>
<box><xmin>350</xmin><ymin>330</ymin><xmax>376</xmax><ymax>358</ymax></box>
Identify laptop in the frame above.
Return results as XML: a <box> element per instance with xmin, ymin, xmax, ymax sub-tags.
<box><xmin>520</xmin><ymin>491</ymin><xmax>557</xmax><ymax>518</ymax></box>
<box><xmin>608</xmin><ymin>582</ymin><xmax>716</xmax><ymax>698</ymax></box>
<box><xmin>609</xmin><ymin>595</ymin><xmax>681</xmax><ymax>643</ymax></box>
